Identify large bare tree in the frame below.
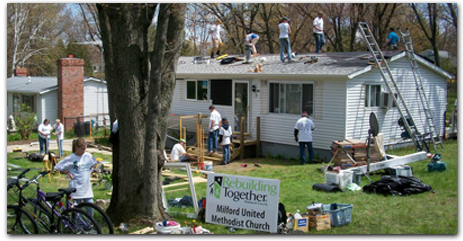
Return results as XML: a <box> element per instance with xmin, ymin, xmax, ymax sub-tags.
<box><xmin>97</xmin><ymin>3</ymin><xmax>186</xmax><ymax>225</ymax></box>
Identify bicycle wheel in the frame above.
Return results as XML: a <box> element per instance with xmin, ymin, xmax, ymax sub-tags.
<box><xmin>7</xmin><ymin>205</ymin><xmax>38</xmax><ymax>234</ymax></box>
<box><xmin>57</xmin><ymin>208</ymin><xmax>102</xmax><ymax>234</ymax></box>
<box><xmin>76</xmin><ymin>202</ymin><xmax>114</xmax><ymax>234</ymax></box>
<box><xmin>23</xmin><ymin>200</ymin><xmax>53</xmax><ymax>234</ymax></box>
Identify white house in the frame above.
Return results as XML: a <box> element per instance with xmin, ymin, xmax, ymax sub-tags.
<box><xmin>172</xmin><ymin>51</ymin><xmax>453</xmax><ymax>160</ymax></box>
<box><xmin>7</xmin><ymin>62</ymin><xmax>109</xmax><ymax>131</ymax></box>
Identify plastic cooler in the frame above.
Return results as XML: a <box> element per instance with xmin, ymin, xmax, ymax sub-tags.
<box><xmin>322</xmin><ymin>204</ymin><xmax>353</xmax><ymax>226</ymax></box>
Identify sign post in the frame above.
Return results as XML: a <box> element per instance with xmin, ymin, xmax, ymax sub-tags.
<box><xmin>205</xmin><ymin>173</ymin><xmax>280</xmax><ymax>233</ymax></box>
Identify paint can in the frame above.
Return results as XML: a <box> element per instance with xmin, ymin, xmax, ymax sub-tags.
<box><xmin>204</xmin><ymin>161</ymin><xmax>213</xmax><ymax>171</ymax></box>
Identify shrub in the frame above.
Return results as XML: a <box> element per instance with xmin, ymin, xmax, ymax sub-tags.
<box><xmin>14</xmin><ymin>104</ymin><xmax>36</xmax><ymax>140</ymax></box>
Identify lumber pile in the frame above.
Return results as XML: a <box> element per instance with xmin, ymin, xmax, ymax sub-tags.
<box><xmin>331</xmin><ymin>139</ymin><xmax>382</xmax><ymax>169</ymax></box>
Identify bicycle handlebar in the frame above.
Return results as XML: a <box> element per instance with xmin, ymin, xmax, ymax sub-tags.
<box><xmin>17</xmin><ymin>168</ymin><xmax>31</xmax><ymax>179</ymax></box>
<box><xmin>11</xmin><ymin>169</ymin><xmax>51</xmax><ymax>190</ymax></box>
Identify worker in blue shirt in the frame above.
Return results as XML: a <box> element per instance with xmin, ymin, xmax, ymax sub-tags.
<box><xmin>384</xmin><ymin>28</ymin><xmax>399</xmax><ymax>50</ymax></box>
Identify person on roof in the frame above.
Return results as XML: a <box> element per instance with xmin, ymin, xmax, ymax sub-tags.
<box><xmin>384</xmin><ymin>28</ymin><xmax>399</xmax><ymax>50</ymax></box>
<box><xmin>279</xmin><ymin>17</ymin><xmax>292</xmax><ymax>63</ymax></box>
<box><xmin>210</xmin><ymin>19</ymin><xmax>224</xmax><ymax>58</ymax></box>
<box><xmin>246</xmin><ymin>32</ymin><xmax>260</xmax><ymax>56</ymax></box>
<box><xmin>313</xmin><ymin>12</ymin><xmax>325</xmax><ymax>53</ymax></box>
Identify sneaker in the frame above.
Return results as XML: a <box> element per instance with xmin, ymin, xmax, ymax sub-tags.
<box><xmin>211</xmin><ymin>54</ymin><xmax>215</xmax><ymax>58</ymax></box>
<box><xmin>208</xmin><ymin>151</ymin><xmax>214</xmax><ymax>156</ymax></box>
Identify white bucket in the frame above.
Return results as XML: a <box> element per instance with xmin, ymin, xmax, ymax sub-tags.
<box><xmin>204</xmin><ymin>161</ymin><xmax>213</xmax><ymax>171</ymax></box>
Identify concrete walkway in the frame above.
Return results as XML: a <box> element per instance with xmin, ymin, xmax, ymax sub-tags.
<box><xmin>6</xmin><ymin>139</ymin><xmax>113</xmax><ymax>156</ymax></box>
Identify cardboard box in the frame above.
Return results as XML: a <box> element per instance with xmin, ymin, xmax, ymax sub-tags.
<box><xmin>293</xmin><ymin>217</ymin><xmax>309</xmax><ymax>233</ymax></box>
<box><xmin>309</xmin><ymin>214</ymin><xmax>331</xmax><ymax>231</ymax></box>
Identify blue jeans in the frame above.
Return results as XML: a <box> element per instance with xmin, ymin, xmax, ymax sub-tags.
<box><xmin>208</xmin><ymin>130</ymin><xmax>218</xmax><ymax>153</ymax></box>
<box><xmin>313</xmin><ymin>33</ymin><xmax>325</xmax><ymax>53</ymax></box>
<box><xmin>57</xmin><ymin>139</ymin><xmax>63</xmax><ymax>157</ymax></box>
<box><xmin>279</xmin><ymin>38</ymin><xmax>292</xmax><ymax>62</ymax></box>
<box><xmin>39</xmin><ymin>136</ymin><xmax>48</xmax><ymax>155</ymax></box>
<box><xmin>222</xmin><ymin>144</ymin><xmax>230</xmax><ymax>164</ymax></box>
<box><xmin>74</xmin><ymin>198</ymin><xmax>94</xmax><ymax>217</ymax></box>
<box><xmin>299</xmin><ymin>142</ymin><xmax>314</xmax><ymax>164</ymax></box>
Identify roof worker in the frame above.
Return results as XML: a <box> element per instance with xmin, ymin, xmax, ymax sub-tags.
<box><xmin>170</xmin><ymin>139</ymin><xmax>196</xmax><ymax>162</ymax></box>
<box><xmin>313</xmin><ymin>11</ymin><xmax>325</xmax><ymax>53</ymax></box>
<box><xmin>279</xmin><ymin>17</ymin><xmax>292</xmax><ymax>63</ymax></box>
<box><xmin>294</xmin><ymin>111</ymin><xmax>315</xmax><ymax>165</ymax></box>
<box><xmin>246</xmin><ymin>32</ymin><xmax>260</xmax><ymax>57</ymax></box>
<box><xmin>210</xmin><ymin>19</ymin><xmax>224</xmax><ymax>58</ymax></box>
<box><xmin>384</xmin><ymin>28</ymin><xmax>399</xmax><ymax>50</ymax></box>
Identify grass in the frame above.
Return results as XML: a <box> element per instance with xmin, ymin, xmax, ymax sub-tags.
<box><xmin>8</xmin><ymin>140</ymin><xmax>457</xmax><ymax>234</ymax></box>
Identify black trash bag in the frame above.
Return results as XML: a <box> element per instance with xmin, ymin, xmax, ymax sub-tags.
<box><xmin>28</xmin><ymin>153</ymin><xmax>44</xmax><ymax>162</ymax></box>
<box><xmin>363</xmin><ymin>175</ymin><xmax>433</xmax><ymax>196</ymax></box>
<box><xmin>278</xmin><ymin>202</ymin><xmax>287</xmax><ymax>225</ymax></box>
<box><xmin>220</xmin><ymin>57</ymin><xmax>237</xmax><ymax>65</ymax></box>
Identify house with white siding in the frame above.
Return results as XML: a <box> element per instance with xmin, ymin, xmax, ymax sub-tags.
<box><xmin>7</xmin><ymin>64</ymin><xmax>109</xmax><ymax>131</ymax></box>
<box><xmin>173</xmin><ymin>51</ymin><xmax>453</xmax><ymax>160</ymax></box>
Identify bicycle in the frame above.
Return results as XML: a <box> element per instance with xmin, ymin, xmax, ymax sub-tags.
<box><xmin>7</xmin><ymin>169</ymin><xmax>102</xmax><ymax>234</ymax></box>
<box><xmin>59</xmin><ymin>187</ymin><xmax>114</xmax><ymax>234</ymax></box>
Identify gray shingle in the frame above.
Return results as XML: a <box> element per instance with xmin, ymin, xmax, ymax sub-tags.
<box><xmin>176</xmin><ymin>51</ymin><xmax>400</xmax><ymax>76</ymax></box>
<box><xmin>7</xmin><ymin>76</ymin><xmax>57</xmax><ymax>93</ymax></box>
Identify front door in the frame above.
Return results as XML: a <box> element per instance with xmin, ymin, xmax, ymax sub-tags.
<box><xmin>233</xmin><ymin>81</ymin><xmax>249</xmax><ymax>133</ymax></box>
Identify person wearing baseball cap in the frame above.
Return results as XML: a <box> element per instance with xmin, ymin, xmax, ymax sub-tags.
<box><xmin>52</xmin><ymin>119</ymin><xmax>64</xmax><ymax>157</ymax></box>
<box><xmin>294</xmin><ymin>111</ymin><xmax>315</xmax><ymax>164</ymax></box>
<box><xmin>218</xmin><ymin>117</ymin><xmax>233</xmax><ymax>165</ymax></box>
<box><xmin>170</xmin><ymin>138</ymin><xmax>196</xmax><ymax>162</ymax></box>
<box><xmin>279</xmin><ymin>16</ymin><xmax>292</xmax><ymax>63</ymax></box>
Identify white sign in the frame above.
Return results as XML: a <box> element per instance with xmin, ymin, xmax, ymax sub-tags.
<box><xmin>205</xmin><ymin>173</ymin><xmax>280</xmax><ymax>233</ymax></box>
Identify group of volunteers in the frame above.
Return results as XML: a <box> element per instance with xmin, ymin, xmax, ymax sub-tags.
<box><xmin>37</xmin><ymin>118</ymin><xmax>64</xmax><ymax>157</ymax></box>
<box><xmin>169</xmin><ymin>105</ymin><xmax>233</xmax><ymax>166</ymax></box>
<box><xmin>208</xmin><ymin>11</ymin><xmax>326</xmax><ymax>60</ymax></box>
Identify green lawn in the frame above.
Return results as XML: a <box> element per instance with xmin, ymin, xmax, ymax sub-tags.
<box><xmin>7</xmin><ymin>139</ymin><xmax>457</xmax><ymax>234</ymax></box>
<box><xmin>188</xmin><ymin>139</ymin><xmax>458</xmax><ymax>234</ymax></box>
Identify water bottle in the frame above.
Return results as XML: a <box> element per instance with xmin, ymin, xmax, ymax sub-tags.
<box><xmin>294</xmin><ymin>209</ymin><xmax>302</xmax><ymax>219</ymax></box>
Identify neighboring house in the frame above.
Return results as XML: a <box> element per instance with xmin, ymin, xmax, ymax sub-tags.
<box><xmin>418</xmin><ymin>49</ymin><xmax>457</xmax><ymax>68</ymax></box>
<box><xmin>172</xmin><ymin>51</ymin><xmax>453</xmax><ymax>160</ymax></box>
<box><xmin>7</xmin><ymin>56</ymin><xmax>109</xmax><ymax>132</ymax></box>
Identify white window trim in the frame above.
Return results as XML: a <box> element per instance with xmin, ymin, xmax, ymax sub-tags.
<box><xmin>267</xmin><ymin>80</ymin><xmax>315</xmax><ymax>115</ymax></box>
<box><xmin>365</xmin><ymin>83</ymin><xmax>383</xmax><ymax>109</ymax></box>
<box><xmin>185</xmin><ymin>79</ymin><xmax>210</xmax><ymax>102</ymax></box>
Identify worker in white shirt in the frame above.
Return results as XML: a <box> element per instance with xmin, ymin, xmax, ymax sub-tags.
<box><xmin>208</xmin><ymin>105</ymin><xmax>222</xmax><ymax>155</ymax></box>
<box><xmin>313</xmin><ymin>12</ymin><xmax>325</xmax><ymax>53</ymax></box>
<box><xmin>294</xmin><ymin>111</ymin><xmax>315</xmax><ymax>165</ymax></box>
<box><xmin>170</xmin><ymin>139</ymin><xmax>196</xmax><ymax>162</ymax></box>
<box><xmin>210</xmin><ymin>19</ymin><xmax>224</xmax><ymax>58</ymax></box>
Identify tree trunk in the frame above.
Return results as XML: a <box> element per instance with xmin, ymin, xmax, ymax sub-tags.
<box><xmin>97</xmin><ymin>3</ymin><xmax>186</xmax><ymax>225</ymax></box>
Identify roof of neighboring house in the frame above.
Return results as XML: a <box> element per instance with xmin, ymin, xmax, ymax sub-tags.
<box><xmin>176</xmin><ymin>50</ymin><xmax>454</xmax><ymax>79</ymax></box>
<box><xmin>7</xmin><ymin>76</ymin><xmax>105</xmax><ymax>94</ymax></box>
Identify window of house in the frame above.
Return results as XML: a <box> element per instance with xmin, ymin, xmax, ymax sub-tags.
<box><xmin>186</xmin><ymin>80</ymin><xmax>208</xmax><ymax>101</ymax></box>
<box><xmin>22</xmin><ymin>95</ymin><xmax>34</xmax><ymax>111</ymax></box>
<box><xmin>269</xmin><ymin>82</ymin><xmax>314</xmax><ymax>115</ymax></box>
<box><xmin>365</xmin><ymin>84</ymin><xmax>381</xmax><ymax>107</ymax></box>
<box><xmin>210</xmin><ymin>80</ymin><xmax>232</xmax><ymax>106</ymax></box>
<box><xmin>12</xmin><ymin>94</ymin><xmax>21</xmax><ymax>113</ymax></box>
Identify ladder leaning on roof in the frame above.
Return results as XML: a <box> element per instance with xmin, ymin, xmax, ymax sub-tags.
<box><xmin>398</xmin><ymin>28</ymin><xmax>444</xmax><ymax>151</ymax></box>
<box><xmin>357</xmin><ymin>22</ymin><xmax>424</xmax><ymax>152</ymax></box>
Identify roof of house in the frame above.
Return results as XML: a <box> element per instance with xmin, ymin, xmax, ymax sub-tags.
<box><xmin>7</xmin><ymin>76</ymin><xmax>105</xmax><ymax>94</ymax></box>
<box><xmin>176</xmin><ymin>50</ymin><xmax>454</xmax><ymax>79</ymax></box>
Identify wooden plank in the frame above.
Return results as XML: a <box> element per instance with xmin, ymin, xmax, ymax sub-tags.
<box><xmin>165</xmin><ymin>188</ymin><xmax>188</xmax><ymax>193</ymax></box>
<box><xmin>129</xmin><ymin>227</ymin><xmax>154</xmax><ymax>234</ymax></box>
<box><xmin>161</xmin><ymin>172</ymin><xmax>188</xmax><ymax>179</ymax></box>
<box><xmin>162</xmin><ymin>177</ymin><xmax>207</xmax><ymax>188</ymax></box>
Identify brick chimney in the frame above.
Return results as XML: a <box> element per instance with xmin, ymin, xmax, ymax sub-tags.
<box><xmin>57</xmin><ymin>55</ymin><xmax>85</xmax><ymax>131</ymax></box>
<box><xmin>14</xmin><ymin>66</ymin><xmax>27</xmax><ymax>76</ymax></box>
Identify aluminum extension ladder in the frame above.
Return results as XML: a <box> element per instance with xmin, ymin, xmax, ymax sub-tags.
<box><xmin>398</xmin><ymin>28</ymin><xmax>444</xmax><ymax>151</ymax></box>
<box><xmin>357</xmin><ymin>22</ymin><xmax>423</xmax><ymax>151</ymax></box>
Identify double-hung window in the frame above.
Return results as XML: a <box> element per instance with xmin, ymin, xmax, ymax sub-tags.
<box><xmin>269</xmin><ymin>82</ymin><xmax>314</xmax><ymax>115</ymax></box>
<box><xmin>365</xmin><ymin>84</ymin><xmax>381</xmax><ymax>108</ymax></box>
<box><xmin>186</xmin><ymin>80</ymin><xmax>208</xmax><ymax>101</ymax></box>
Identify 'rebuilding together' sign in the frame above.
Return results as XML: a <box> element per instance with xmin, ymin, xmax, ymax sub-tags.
<box><xmin>205</xmin><ymin>173</ymin><xmax>280</xmax><ymax>233</ymax></box>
